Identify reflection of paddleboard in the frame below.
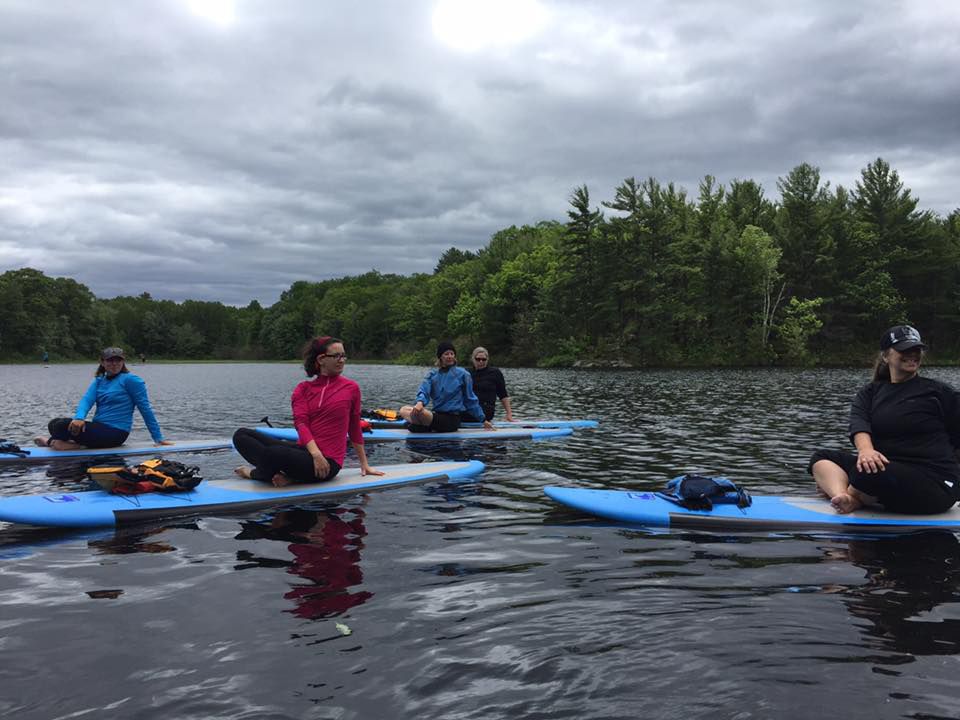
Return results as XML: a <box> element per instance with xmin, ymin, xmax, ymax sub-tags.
<box><xmin>0</xmin><ymin>438</ymin><xmax>233</xmax><ymax>464</ymax></box>
<box><xmin>544</xmin><ymin>486</ymin><xmax>960</xmax><ymax>533</ymax></box>
<box><xmin>0</xmin><ymin>460</ymin><xmax>485</xmax><ymax>528</ymax></box>
<box><xmin>259</xmin><ymin>426</ymin><xmax>573</xmax><ymax>443</ymax></box>
<box><xmin>364</xmin><ymin>418</ymin><xmax>599</xmax><ymax>430</ymax></box>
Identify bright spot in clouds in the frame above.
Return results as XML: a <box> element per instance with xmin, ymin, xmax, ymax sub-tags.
<box><xmin>432</xmin><ymin>0</ymin><xmax>546</xmax><ymax>51</ymax></box>
<box><xmin>184</xmin><ymin>0</ymin><xmax>235</xmax><ymax>26</ymax></box>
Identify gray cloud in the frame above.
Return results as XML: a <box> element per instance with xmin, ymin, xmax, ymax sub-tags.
<box><xmin>1</xmin><ymin>0</ymin><xmax>958</xmax><ymax>305</ymax></box>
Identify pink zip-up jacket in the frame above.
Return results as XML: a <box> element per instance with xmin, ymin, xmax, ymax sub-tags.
<box><xmin>291</xmin><ymin>375</ymin><xmax>364</xmax><ymax>465</ymax></box>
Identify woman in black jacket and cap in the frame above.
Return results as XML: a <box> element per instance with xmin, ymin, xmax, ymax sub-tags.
<box><xmin>809</xmin><ymin>325</ymin><xmax>960</xmax><ymax>514</ymax></box>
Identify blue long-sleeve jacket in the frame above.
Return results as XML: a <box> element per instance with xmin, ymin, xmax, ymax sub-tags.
<box><xmin>74</xmin><ymin>372</ymin><xmax>164</xmax><ymax>441</ymax></box>
<box><xmin>416</xmin><ymin>366</ymin><xmax>485</xmax><ymax>421</ymax></box>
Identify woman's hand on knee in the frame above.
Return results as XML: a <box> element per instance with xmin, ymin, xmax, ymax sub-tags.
<box><xmin>856</xmin><ymin>449</ymin><xmax>888</xmax><ymax>473</ymax></box>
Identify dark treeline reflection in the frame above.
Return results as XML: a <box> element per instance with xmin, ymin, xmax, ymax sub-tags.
<box><xmin>3</xmin><ymin>157</ymin><xmax>958</xmax><ymax>367</ymax></box>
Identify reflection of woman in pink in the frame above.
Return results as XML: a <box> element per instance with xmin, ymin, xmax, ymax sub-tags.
<box><xmin>233</xmin><ymin>336</ymin><xmax>382</xmax><ymax>487</ymax></box>
<box><xmin>236</xmin><ymin>507</ymin><xmax>372</xmax><ymax>619</ymax></box>
<box><xmin>282</xmin><ymin>508</ymin><xmax>372</xmax><ymax>620</ymax></box>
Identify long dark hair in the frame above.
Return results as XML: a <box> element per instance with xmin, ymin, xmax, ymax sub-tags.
<box><xmin>871</xmin><ymin>352</ymin><xmax>891</xmax><ymax>382</ymax></box>
<box><xmin>303</xmin><ymin>336</ymin><xmax>343</xmax><ymax>377</ymax></box>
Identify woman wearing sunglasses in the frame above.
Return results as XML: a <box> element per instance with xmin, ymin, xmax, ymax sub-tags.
<box><xmin>469</xmin><ymin>346</ymin><xmax>514</xmax><ymax>423</ymax></box>
<box><xmin>34</xmin><ymin>347</ymin><xmax>172</xmax><ymax>450</ymax></box>
<box><xmin>233</xmin><ymin>336</ymin><xmax>382</xmax><ymax>487</ymax></box>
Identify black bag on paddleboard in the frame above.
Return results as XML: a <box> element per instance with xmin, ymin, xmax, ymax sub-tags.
<box><xmin>657</xmin><ymin>474</ymin><xmax>752</xmax><ymax>511</ymax></box>
<box><xmin>0</xmin><ymin>439</ymin><xmax>28</xmax><ymax>457</ymax></box>
<box><xmin>88</xmin><ymin>458</ymin><xmax>203</xmax><ymax>495</ymax></box>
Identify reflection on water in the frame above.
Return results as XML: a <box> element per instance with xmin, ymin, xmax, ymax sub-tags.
<box><xmin>838</xmin><ymin>531</ymin><xmax>960</xmax><ymax>657</ymax></box>
<box><xmin>235</xmin><ymin>508</ymin><xmax>372</xmax><ymax>620</ymax></box>
<box><xmin>3</xmin><ymin>363</ymin><xmax>960</xmax><ymax>718</ymax></box>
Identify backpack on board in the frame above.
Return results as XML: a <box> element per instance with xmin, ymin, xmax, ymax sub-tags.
<box><xmin>363</xmin><ymin>408</ymin><xmax>400</xmax><ymax>421</ymax></box>
<box><xmin>657</xmin><ymin>474</ymin><xmax>752</xmax><ymax>511</ymax></box>
<box><xmin>88</xmin><ymin>458</ymin><xmax>203</xmax><ymax>495</ymax></box>
<box><xmin>0</xmin><ymin>439</ymin><xmax>28</xmax><ymax>457</ymax></box>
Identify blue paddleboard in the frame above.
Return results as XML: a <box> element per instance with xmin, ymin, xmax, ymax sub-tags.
<box><xmin>0</xmin><ymin>438</ymin><xmax>233</xmax><ymax>464</ymax></box>
<box><xmin>259</xmin><ymin>425</ymin><xmax>573</xmax><ymax>443</ymax></box>
<box><xmin>0</xmin><ymin>460</ymin><xmax>485</xmax><ymax>528</ymax></box>
<box><xmin>364</xmin><ymin>418</ymin><xmax>599</xmax><ymax>430</ymax></box>
<box><xmin>544</xmin><ymin>485</ymin><xmax>960</xmax><ymax>533</ymax></box>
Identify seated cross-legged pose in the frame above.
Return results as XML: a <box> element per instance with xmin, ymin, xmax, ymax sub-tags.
<box><xmin>35</xmin><ymin>347</ymin><xmax>172</xmax><ymax>451</ymax></box>
<box><xmin>400</xmin><ymin>341</ymin><xmax>491</xmax><ymax>433</ymax></box>
<box><xmin>809</xmin><ymin>326</ymin><xmax>960</xmax><ymax>514</ymax></box>
<box><xmin>233</xmin><ymin>336</ymin><xmax>381</xmax><ymax>487</ymax></box>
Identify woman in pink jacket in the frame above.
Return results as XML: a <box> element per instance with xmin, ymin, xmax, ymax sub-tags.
<box><xmin>233</xmin><ymin>336</ymin><xmax>382</xmax><ymax>487</ymax></box>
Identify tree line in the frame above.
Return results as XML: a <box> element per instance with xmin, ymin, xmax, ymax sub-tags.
<box><xmin>2</xmin><ymin>158</ymin><xmax>958</xmax><ymax>366</ymax></box>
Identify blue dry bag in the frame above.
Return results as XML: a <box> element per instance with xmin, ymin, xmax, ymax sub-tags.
<box><xmin>657</xmin><ymin>474</ymin><xmax>752</xmax><ymax>511</ymax></box>
<box><xmin>0</xmin><ymin>439</ymin><xmax>27</xmax><ymax>457</ymax></box>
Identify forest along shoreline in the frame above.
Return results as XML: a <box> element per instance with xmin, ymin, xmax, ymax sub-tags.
<box><xmin>3</xmin><ymin>158</ymin><xmax>957</xmax><ymax>369</ymax></box>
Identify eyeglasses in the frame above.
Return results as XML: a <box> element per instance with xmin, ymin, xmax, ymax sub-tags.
<box><xmin>321</xmin><ymin>353</ymin><xmax>347</xmax><ymax>361</ymax></box>
<box><xmin>474</xmin><ymin>357</ymin><xmax>488</xmax><ymax>362</ymax></box>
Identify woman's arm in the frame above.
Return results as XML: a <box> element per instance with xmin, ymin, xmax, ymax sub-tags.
<box><xmin>346</xmin><ymin>383</ymin><xmax>365</xmax><ymax>444</ymax></box>
<box><xmin>946</xmin><ymin>386</ymin><xmax>960</xmax><ymax>450</ymax></box>
<box><xmin>291</xmin><ymin>382</ymin><xmax>315</xmax><ymax>447</ymax></box>
<box><xmin>127</xmin><ymin>376</ymin><xmax>166</xmax><ymax>443</ymax></box>
<box><xmin>352</xmin><ymin>441</ymin><xmax>384</xmax><ymax>476</ymax></box>
<box><xmin>415</xmin><ymin>371</ymin><xmax>434</xmax><ymax>406</ymax></box>
<box><xmin>74</xmin><ymin>378</ymin><xmax>99</xmax><ymax>420</ymax></box>
<box><xmin>495</xmin><ymin>369</ymin><xmax>513</xmax><ymax>421</ymax></box>
<box><xmin>501</xmin><ymin>396</ymin><xmax>514</xmax><ymax>422</ymax></box>
<box><xmin>848</xmin><ymin>384</ymin><xmax>875</xmax><ymax>440</ymax></box>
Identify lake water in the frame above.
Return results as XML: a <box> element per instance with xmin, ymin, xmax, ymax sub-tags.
<box><xmin>2</xmin><ymin>362</ymin><xmax>960</xmax><ymax>719</ymax></box>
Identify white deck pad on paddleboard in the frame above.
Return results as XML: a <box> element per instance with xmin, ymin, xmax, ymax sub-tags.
<box><xmin>545</xmin><ymin>486</ymin><xmax>960</xmax><ymax>533</ymax></box>
<box><xmin>0</xmin><ymin>460</ymin><xmax>485</xmax><ymax>528</ymax></box>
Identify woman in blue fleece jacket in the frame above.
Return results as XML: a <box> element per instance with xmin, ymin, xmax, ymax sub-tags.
<box><xmin>400</xmin><ymin>341</ymin><xmax>491</xmax><ymax>433</ymax></box>
<box><xmin>34</xmin><ymin>347</ymin><xmax>173</xmax><ymax>450</ymax></box>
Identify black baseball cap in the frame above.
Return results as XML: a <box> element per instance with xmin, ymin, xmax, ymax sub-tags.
<box><xmin>880</xmin><ymin>326</ymin><xmax>926</xmax><ymax>352</ymax></box>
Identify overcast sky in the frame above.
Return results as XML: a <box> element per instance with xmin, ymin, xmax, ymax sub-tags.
<box><xmin>1</xmin><ymin>1</ymin><xmax>958</xmax><ymax>305</ymax></box>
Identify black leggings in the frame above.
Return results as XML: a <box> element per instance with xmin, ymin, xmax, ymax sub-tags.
<box><xmin>408</xmin><ymin>411</ymin><xmax>462</xmax><ymax>433</ymax></box>
<box><xmin>232</xmin><ymin>427</ymin><xmax>341</xmax><ymax>484</ymax></box>
<box><xmin>809</xmin><ymin>448</ymin><xmax>958</xmax><ymax>514</ymax></box>
<box><xmin>48</xmin><ymin>418</ymin><xmax>129</xmax><ymax>448</ymax></box>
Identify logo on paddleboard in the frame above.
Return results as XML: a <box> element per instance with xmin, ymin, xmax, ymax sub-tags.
<box><xmin>43</xmin><ymin>494</ymin><xmax>80</xmax><ymax>503</ymax></box>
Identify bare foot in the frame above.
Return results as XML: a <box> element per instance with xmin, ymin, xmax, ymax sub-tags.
<box><xmin>234</xmin><ymin>466</ymin><xmax>253</xmax><ymax>480</ymax></box>
<box><xmin>34</xmin><ymin>436</ymin><xmax>50</xmax><ymax>447</ymax></box>
<box><xmin>271</xmin><ymin>472</ymin><xmax>292</xmax><ymax>488</ymax></box>
<box><xmin>48</xmin><ymin>439</ymin><xmax>81</xmax><ymax>451</ymax></box>
<box><xmin>831</xmin><ymin>492</ymin><xmax>863</xmax><ymax>514</ymax></box>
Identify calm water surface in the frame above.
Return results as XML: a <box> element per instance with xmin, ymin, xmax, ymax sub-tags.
<box><xmin>2</xmin><ymin>362</ymin><xmax>960</xmax><ymax>719</ymax></box>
